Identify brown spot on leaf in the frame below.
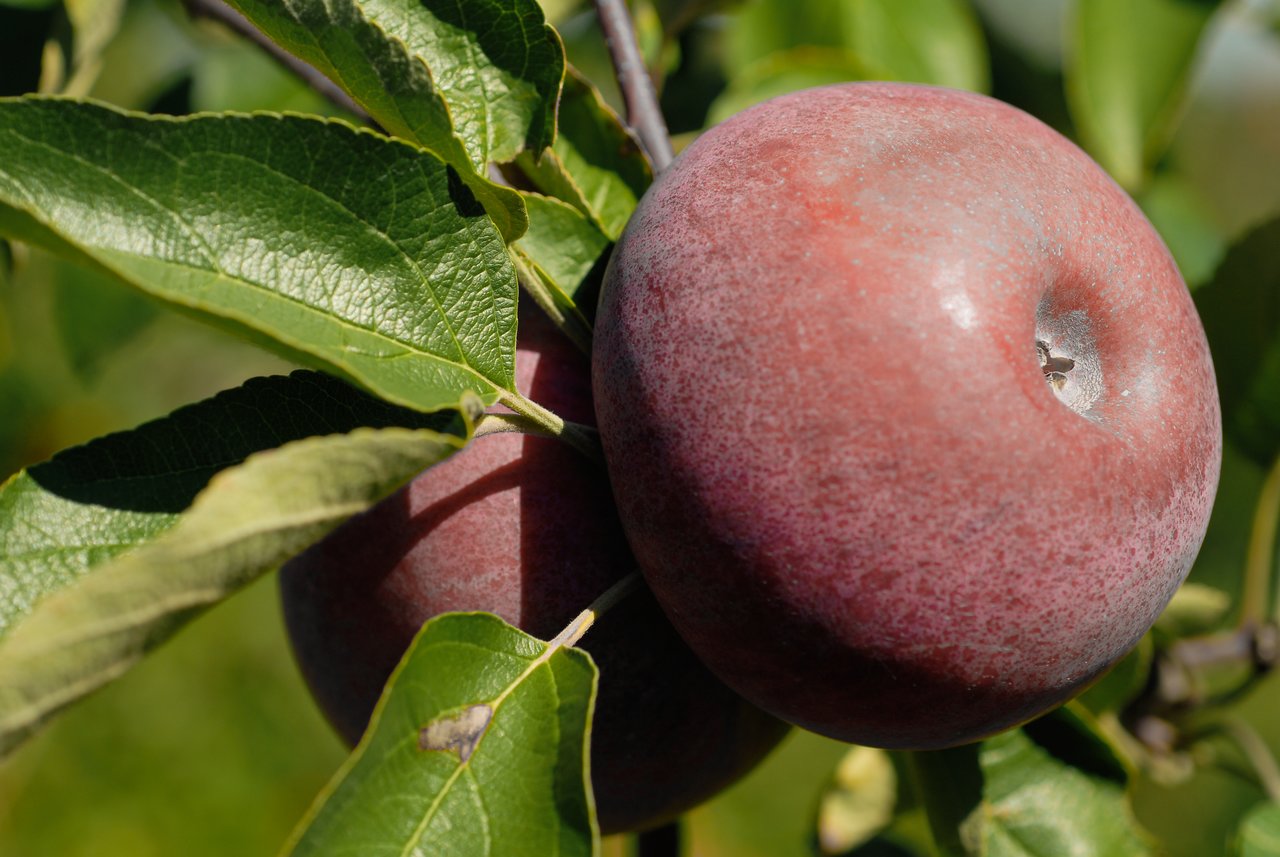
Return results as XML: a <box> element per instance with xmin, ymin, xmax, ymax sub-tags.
<box><xmin>419</xmin><ymin>704</ymin><xmax>492</xmax><ymax>762</ymax></box>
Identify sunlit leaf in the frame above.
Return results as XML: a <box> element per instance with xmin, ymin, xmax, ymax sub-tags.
<box><xmin>1238</xmin><ymin>802</ymin><xmax>1280</xmax><ymax>857</ymax></box>
<box><xmin>961</xmin><ymin>710</ymin><xmax>1154</xmax><ymax>855</ymax></box>
<box><xmin>1138</xmin><ymin>172</ymin><xmax>1226</xmax><ymax>289</ymax></box>
<box><xmin>0</xmin><ymin>370</ymin><xmax>463</xmax><ymax>640</ymax></box>
<box><xmin>285</xmin><ymin>612</ymin><xmax>597</xmax><ymax>857</ymax></box>
<box><xmin>514</xmin><ymin>193</ymin><xmax>610</xmax><ymax>309</ymax></box>
<box><xmin>911</xmin><ymin>710</ymin><xmax>1149</xmax><ymax>856</ymax></box>
<box><xmin>1067</xmin><ymin>0</ymin><xmax>1218</xmax><ymax>190</ymax></box>
<box><xmin>722</xmin><ymin>0</ymin><xmax>846</xmax><ymax>74</ymax></box>
<box><xmin>841</xmin><ymin>0</ymin><xmax>989</xmax><ymax>92</ymax></box>
<box><xmin>707</xmin><ymin>46</ymin><xmax>874</xmax><ymax>126</ymax></box>
<box><xmin>59</xmin><ymin>0</ymin><xmax>127</xmax><ymax>97</ymax></box>
<box><xmin>222</xmin><ymin>0</ymin><xmax>543</xmax><ymax>240</ymax></box>
<box><xmin>516</xmin><ymin>69</ymin><xmax>651</xmax><ymax>240</ymax></box>
<box><xmin>0</xmin><ymin>98</ymin><xmax>519</xmax><ymax>413</ymax></box>
<box><xmin>0</xmin><ymin>378</ymin><xmax>474</xmax><ymax>756</ymax></box>
<box><xmin>816</xmin><ymin>745</ymin><xmax>897</xmax><ymax>855</ymax></box>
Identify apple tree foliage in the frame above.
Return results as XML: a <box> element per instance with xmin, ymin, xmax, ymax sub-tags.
<box><xmin>0</xmin><ymin>0</ymin><xmax>1279</xmax><ymax>854</ymax></box>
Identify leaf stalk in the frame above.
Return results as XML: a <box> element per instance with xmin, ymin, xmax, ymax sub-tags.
<box><xmin>493</xmin><ymin>391</ymin><xmax>604</xmax><ymax>466</ymax></box>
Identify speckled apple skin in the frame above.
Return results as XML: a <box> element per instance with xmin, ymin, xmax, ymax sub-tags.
<box><xmin>592</xmin><ymin>83</ymin><xmax>1222</xmax><ymax>750</ymax></box>
<box><xmin>279</xmin><ymin>307</ymin><xmax>787</xmax><ymax>833</ymax></box>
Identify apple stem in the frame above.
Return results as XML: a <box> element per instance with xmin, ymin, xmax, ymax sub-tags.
<box><xmin>551</xmin><ymin>572</ymin><xmax>644</xmax><ymax>650</ymax></box>
<box><xmin>594</xmin><ymin>0</ymin><xmax>675</xmax><ymax>172</ymax></box>
<box><xmin>1241</xmin><ymin>452</ymin><xmax>1280</xmax><ymax>627</ymax></box>
<box><xmin>904</xmin><ymin>746</ymin><xmax>981</xmax><ymax>857</ymax></box>
<box><xmin>182</xmin><ymin>0</ymin><xmax>369</xmax><ymax>121</ymax></box>
<box><xmin>511</xmin><ymin>250</ymin><xmax>594</xmax><ymax>356</ymax></box>
<box><xmin>492</xmin><ymin>390</ymin><xmax>605</xmax><ymax>465</ymax></box>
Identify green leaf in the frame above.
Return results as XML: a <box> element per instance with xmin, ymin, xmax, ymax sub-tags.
<box><xmin>911</xmin><ymin>711</ymin><xmax>1149</xmax><ymax>856</ymax></box>
<box><xmin>60</xmin><ymin>0</ymin><xmax>127</xmax><ymax>97</ymax></box>
<box><xmin>190</xmin><ymin>39</ymin><xmax>336</xmax><ymax>116</ymax></box>
<box><xmin>52</xmin><ymin>262</ymin><xmax>158</xmax><ymax>380</ymax></box>
<box><xmin>243</xmin><ymin>0</ymin><xmax>566</xmax><ymax>165</ymax></box>
<box><xmin>960</xmin><ymin>711</ymin><xmax>1154</xmax><ymax>856</ymax></box>
<box><xmin>514</xmin><ymin>192</ymin><xmax>610</xmax><ymax>305</ymax></box>
<box><xmin>1193</xmin><ymin>218</ymin><xmax>1280</xmax><ymax>465</ymax></box>
<box><xmin>285</xmin><ymin>612</ymin><xmax>597</xmax><ymax>857</ymax></box>
<box><xmin>221</xmin><ymin>0</ymin><xmax>536</xmax><ymax>241</ymax></box>
<box><xmin>707</xmin><ymin>46</ymin><xmax>875</xmax><ymax>126</ymax></box>
<box><xmin>1076</xmin><ymin>638</ymin><xmax>1154</xmax><ymax>716</ymax></box>
<box><xmin>1138</xmin><ymin>172</ymin><xmax>1226</xmax><ymax>289</ymax></box>
<box><xmin>723</xmin><ymin>0</ymin><xmax>847</xmax><ymax>74</ymax></box>
<box><xmin>723</xmin><ymin>0</ymin><xmax>987</xmax><ymax>91</ymax></box>
<box><xmin>516</xmin><ymin>69</ymin><xmax>652</xmax><ymax>240</ymax></box>
<box><xmin>817</xmin><ymin>746</ymin><xmax>897</xmax><ymax>855</ymax></box>
<box><xmin>1154</xmin><ymin>582</ymin><xmax>1233</xmax><ymax>638</ymax></box>
<box><xmin>1067</xmin><ymin>0</ymin><xmax>1218</xmax><ymax>191</ymax></box>
<box><xmin>1238</xmin><ymin>802</ymin><xmax>1280</xmax><ymax>857</ymax></box>
<box><xmin>358</xmin><ymin>0</ymin><xmax>563</xmax><ymax>163</ymax></box>
<box><xmin>0</xmin><ymin>369</ymin><xmax>464</xmax><ymax>642</ymax></box>
<box><xmin>841</xmin><ymin>0</ymin><xmax>990</xmax><ymax>92</ymax></box>
<box><xmin>0</xmin><ymin>406</ymin><xmax>473</xmax><ymax>758</ymax></box>
<box><xmin>0</xmin><ymin>98</ymin><xmax>519</xmax><ymax>413</ymax></box>
<box><xmin>651</xmin><ymin>0</ymin><xmax>744</xmax><ymax>40</ymax></box>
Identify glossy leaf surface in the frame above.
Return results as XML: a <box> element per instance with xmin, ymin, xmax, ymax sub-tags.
<box><xmin>0</xmin><ymin>381</ymin><xmax>472</xmax><ymax>756</ymax></box>
<box><xmin>0</xmin><ymin>99</ymin><xmax>518</xmax><ymax>413</ymax></box>
<box><xmin>287</xmin><ymin>612</ymin><xmax>597</xmax><ymax>857</ymax></box>
<box><xmin>222</xmin><ymin>0</ymin><xmax>546</xmax><ymax>240</ymax></box>
<box><xmin>516</xmin><ymin>70</ymin><xmax>651</xmax><ymax>241</ymax></box>
<box><xmin>0</xmin><ymin>370</ymin><xmax>463</xmax><ymax>640</ymax></box>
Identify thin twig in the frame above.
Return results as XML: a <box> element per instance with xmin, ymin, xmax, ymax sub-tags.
<box><xmin>594</xmin><ymin>0</ymin><xmax>674</xmax><ymax>172</ymax></box>
<box><xmin>497</xmin><ymin>390</ymin><xmax>605</xmax><ymax>466</ymax></box>
<box><xmin>182</xmin><ymin>0</ymin><xmax>370</xmax><ymax>121</ymax></box>
<box><xmin>552</xmin><ymin>572</ymin><xmax>643</xmax><ymax>649</ymax></box>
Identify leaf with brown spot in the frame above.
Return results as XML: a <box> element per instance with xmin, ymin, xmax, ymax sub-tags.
<box><xmin>285</xmin><ymin>612</ymin><xmax>598</xmax><ymax>856</ymax></box>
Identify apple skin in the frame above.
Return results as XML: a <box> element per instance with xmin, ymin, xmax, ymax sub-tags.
<box><xmin>591</xmin><ymin>83</ymin><xmax>1222</xmax><ymax>750</ymax></box>
<box><xmin>278</xmin><ymin>307</ymin><xmax>788</xmax><ymax>833</ymax></box>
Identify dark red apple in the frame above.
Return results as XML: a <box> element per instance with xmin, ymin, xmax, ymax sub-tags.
<box><xmin>591</xmin><ymin>83</ymin><xmax>1222</xmax><ymax>750</ymax></box>
<box><xmin>279</xmin><ymin>307</ymin><xmax>787</xmax><ymax>833</ymax></box>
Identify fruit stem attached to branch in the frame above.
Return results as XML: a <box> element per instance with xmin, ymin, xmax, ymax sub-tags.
<box><xmin>594</xmin><ymin>0</ymin><xmax>675</xmax><ymax>172</ymax></box>
<box><xmin>552</xmin><ymin>572</ymin><xmax>643</xmax><ymax>649</ymax></box>
<box><xmin>493</xmin><ymin>390</ymin><xmax>604</xmax><ymax>466</ymax></box>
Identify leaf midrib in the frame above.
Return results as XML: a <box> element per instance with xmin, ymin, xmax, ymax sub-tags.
<box><xmin>402</xmin><ymin>635</ymin><xmax>570</xmax><ymax>856</ymax></box>
<box><xmin>0</xmin><ymin>117</ymin><xmax>493</xmax><ymax>379</ymax></box>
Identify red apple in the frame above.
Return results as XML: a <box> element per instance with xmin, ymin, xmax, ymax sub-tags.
<box><xmin>279</xmin><ymin>306</ymin><xmax>787</xmax><ymax>832</ymax></box>
<box><xmin>592</xmin><ymin>83</ymin><xmax>1222</xmax><ymax>750</ymax></box>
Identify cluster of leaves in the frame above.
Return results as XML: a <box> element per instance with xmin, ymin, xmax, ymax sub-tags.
<box><xmin>1</xmin><ymin>0</ymin><xmax>1280</xmax><ymax>855</ymax></box>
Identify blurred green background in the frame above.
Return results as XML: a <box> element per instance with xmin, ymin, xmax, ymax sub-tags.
<box><xmin>2</xmin><ymin>0</ymin><xmax>1280</xmax><ymax>854</ymax></box>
